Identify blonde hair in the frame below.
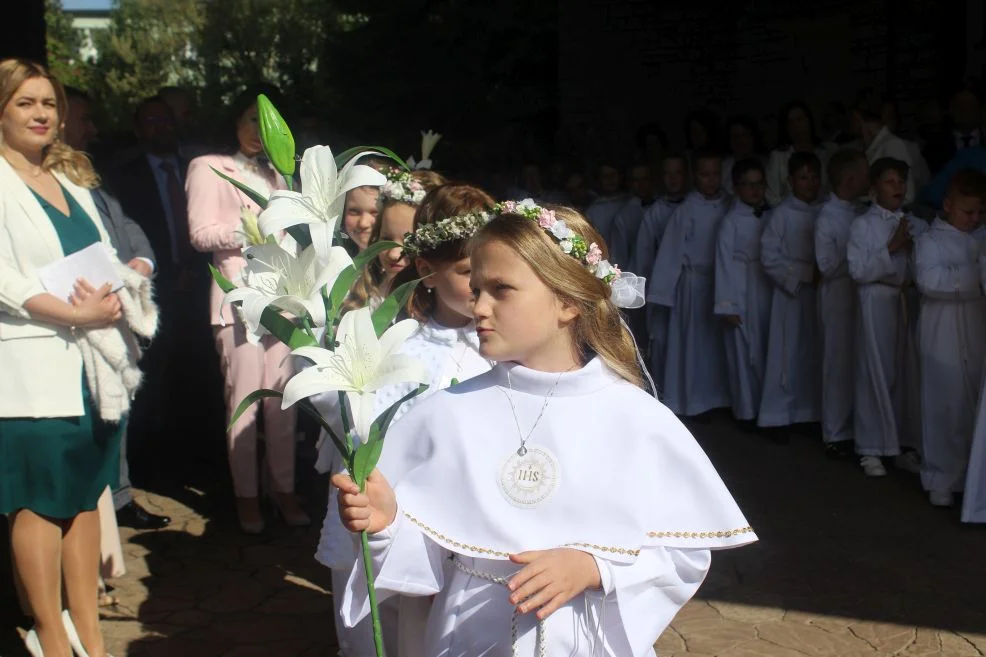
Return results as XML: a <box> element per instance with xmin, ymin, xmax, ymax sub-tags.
<box><xmin>345</xmin><ymin>170</ymin><xmax>449</xmax><ymax>313</ymax></box>
<box><xmin>0</xmin><ymin>59</ymin><xmax>98</xmax><ymax>188</ymax></box>
<box><xmin>470</xmin><ymin>205</ymin><xmax>644</xmax><ymax>388</ymax></box>
<box><xmin>394</xmin><ymin>183</ymin><xmax>494</xmax><ymax>321</ymax></box>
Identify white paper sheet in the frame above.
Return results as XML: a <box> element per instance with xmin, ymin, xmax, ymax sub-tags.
<box><xmin>38</xmin><ymin>243</ymin><xmax>124</xmax><ymax>302</ymax></box>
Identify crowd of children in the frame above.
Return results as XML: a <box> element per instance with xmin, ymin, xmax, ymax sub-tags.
<box><xmin>564</xmin><ymin>90</ymin><xmax>986</xmax><ymax>523</ymax></box>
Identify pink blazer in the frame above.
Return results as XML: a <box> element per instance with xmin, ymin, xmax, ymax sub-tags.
<box><xmin>185</xmin><ymin>154</ymin><xmax>286</xmax><ymax>326</ymax></box>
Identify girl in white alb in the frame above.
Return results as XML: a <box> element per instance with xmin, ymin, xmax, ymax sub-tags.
<box><xmin>314</xmin><ymin>183</ymin><xmax>497</xmax><ymax>657</ymax></box>
<box><xmin>332</xmin><ymin>202</ymin><xmax>755</xmax><ymax>656</ymax></box>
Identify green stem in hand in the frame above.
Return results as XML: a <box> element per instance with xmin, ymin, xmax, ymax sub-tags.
<box><xmin>360</xmin><ymin>530</ymin><xmax>385</xmax><ymax>657</ymax></box>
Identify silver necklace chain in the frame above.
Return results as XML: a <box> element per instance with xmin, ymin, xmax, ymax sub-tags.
<box><xmin>498</xmin><ymin>368</ymin><xmax>565</xmax><ymax>457</ymax></box>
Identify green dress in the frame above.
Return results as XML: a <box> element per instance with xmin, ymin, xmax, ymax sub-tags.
<box><xmin>0</xmin><ymin>185</ymin><xmax>122</xmax><ymax>518</ymax></box>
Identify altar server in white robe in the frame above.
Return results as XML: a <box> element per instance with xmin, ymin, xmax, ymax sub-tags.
<box><xmin>311</xmin><ymin>184</ymin><xmax>495</xmax><ymax>657</ymax></box>
<box><xmin>847</xmin><ymin>157</ymin><xmax>929</xmax><ymax>477</ymax></box>
<box><xmin>714</xmin><ymin>158</ymin><xmax>773</xmax><ymax>425</ymax></box>
<box><xmin>758</xmin><ymin>152</ymin><xmax>823</xmax><ymax>428</ymax></box>
<box><xmin>914</xmin><ymin>170</ymin><xmax>986</xmax><ymax>508</ymax></box>
<box><xmin>635</xmin><ymin>154</ymin><xmax>688</xmax><ymax>386</ymax></box>
<box><xmin>585</xmin><ymin>161</ymin><xmax>631</xmax><ymax>247</ymax></box>
<box><xmin>962</xmin><ymin>240</ymin><xmax>986</xmax><ymax>523</ymax></box>
<box><xmin>815</xmin><ymin>149</ymin><xmax>870</xmax><ymax>453</ymax></box>
<box><xmin>648</xmin><ymin>151</ymin><xmax>732</xmax><ymax>415</ymax></box>
<box><xmin>330</xmin><ymin>205</ymin><xmax>756</xmax><ymax>657</ymax></box>
<box><xmin>610</xmin><ymin>163</ymin><xmax>656</xmax><ymax>268</ymax></box>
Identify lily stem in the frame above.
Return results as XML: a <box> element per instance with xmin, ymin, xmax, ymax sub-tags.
<box><xmin>360</xmin><ymin>529</ymin><xmax>385</xmax><ymax>657</ymax></box>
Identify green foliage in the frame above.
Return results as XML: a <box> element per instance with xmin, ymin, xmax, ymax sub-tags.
<box><xmin>88</xmin><ymin>0</ymin><xmax>203</xmax><ymax>129</ymax></box>
<box><xmin>44</xmin><ymin>0</ymin><xmax>91</xmax><ymax>90</ymax></box>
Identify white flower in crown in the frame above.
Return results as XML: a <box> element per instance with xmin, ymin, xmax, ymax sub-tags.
<box><xmin>281</xmin><ymin>307</ymin><xmax>428</xmax><ymax>441</ymax></box>
<box><xmin>593</xmin><ymin>260</ymin><xmax>620</xmax><ymax>281</ymax></box>
<box><xmin>549</xmin><ymin>221</ymin><xmax>572</xmax><ymax>240</ymax></box>
<box><xmin>258</xmin><ymin>145</ymin><xmax>386</xmax><ymax>261</ymax></box>
<box><xmin>559</xmin><ymin>239</ymin><xmax>574</xmax><ymax>254</ymax></box>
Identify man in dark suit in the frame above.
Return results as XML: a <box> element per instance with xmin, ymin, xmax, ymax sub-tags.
<box><xmin>106</xmin><ymin>96</ymin><xmax>227</xmax><ymax>491</ymax></box>
<box><xmin>923</xmin><ymin>85</ymin><xmax>983</xmax><ymax>175</ymax></box>
<box><xmin>64</xmin><ymin>86</ymin><xmax>171</xmax><ymax>530</ymax></box>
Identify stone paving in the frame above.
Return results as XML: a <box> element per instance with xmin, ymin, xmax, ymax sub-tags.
<box><xmin>3</xmin><ymin>413</ymin><xmax>986</xmax><ymax>656</ymax></box>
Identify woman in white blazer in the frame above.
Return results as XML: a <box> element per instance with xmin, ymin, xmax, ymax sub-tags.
<box><xmin>0</xmin><ymin>59</ymin><xmax>126</xmax><ymax>657</ymax></box>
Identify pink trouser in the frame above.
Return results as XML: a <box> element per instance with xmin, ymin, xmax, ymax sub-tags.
<box><xmin>214</xmin><ymin>324</ymin><xmax>297</xmax><ymax>498</ymax></box>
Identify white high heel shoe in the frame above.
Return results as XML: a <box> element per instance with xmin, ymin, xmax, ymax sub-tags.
<box><xmin>24</xmin><ymin>627</ymin><xmax>44</xmax><ymax>657</ymax></box>
<box><xmin>61</xmin><ymin>610</ymin><xmax>93</xmax><ymax>657</ymax></box>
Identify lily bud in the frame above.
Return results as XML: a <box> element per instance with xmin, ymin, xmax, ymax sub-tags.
<box><xmin>257</xmin><ymin>94</ymin><xmax>296</xmax><ymax>177</ymax></box>
<box><xmin>238</xmin><ymin>207</ymin><xmax>265</xmax><ymax>247</ymax></box>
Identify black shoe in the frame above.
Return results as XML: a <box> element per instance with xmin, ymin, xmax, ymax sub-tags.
<box><xmin>825</xmin><ymin>440</ymin><xmax>854</xmax><ymax>460</ymax></box>
<box><xmin>116</xmin><ymin>501</ymin><xmax>171</xmax><ymax>530</ymax></box>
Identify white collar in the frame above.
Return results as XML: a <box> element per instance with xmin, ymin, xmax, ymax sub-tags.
<box><xmin>491</xmin><ymin>357</ymin><xmax>622</xmax><ymax>397</ymax></box>
<box><xmin>874</xmin><ymin>204</ymin><xmax>904</xmax><ymax>222</ymax></box>
<box><xmin>417</xmin><ymin>319</ymin><xmax>480</xmax><ymax>350</ymax></box>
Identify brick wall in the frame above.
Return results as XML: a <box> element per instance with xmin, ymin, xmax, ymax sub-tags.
<box><xmin>558</xmin><ymin>0</ymin><xmax>953</xmax><ymax>157</ymax></box>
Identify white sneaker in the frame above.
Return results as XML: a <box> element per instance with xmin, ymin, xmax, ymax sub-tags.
<box><xmin>860</xmin><ymin>456</ymin><xmax>887</xmax><ymax>477</ymax></box>
<box><xmin>929</xmin><ymin>491</ymin><xmax>954</xmax><ymax>507</ymax></box>
<box><xmin>894</xmin><ymin>451</ymin><xmax>922</xmax><ymax>474</ymax></box>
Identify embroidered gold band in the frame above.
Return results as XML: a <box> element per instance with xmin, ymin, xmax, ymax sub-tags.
<box><xmin>648</xmin><ymin>527</ymin><xmax>755</xmax><ymax>539</ymax></box>
<box><xmin>404</xmin><ymin>512</ymin><xmax>750</xmax><ymax>557</ymax></box>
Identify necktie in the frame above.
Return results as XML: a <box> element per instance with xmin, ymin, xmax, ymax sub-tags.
<box><xmin>159</xmin><ymin>161</ymin><xmax>191</xmax><ymax>264</ymax></box>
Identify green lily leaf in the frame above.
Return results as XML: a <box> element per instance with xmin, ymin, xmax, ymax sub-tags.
<box><xmin>334</xmin><ymin>145</ymin><xmax>408</xmax><ymax>172</ymax></box>
<box><xmin>351</xmin><ymin>384</ymin><xmax>428</xmax><ymax>488</ymax></box>
<box><xmin>371</xmin><ymin>277</ymin><xmax>421</xmax><ymax>337</ymax></box>
<box><xmin>324</xmin><ymin>240</ymin><xmax>399</xmax><ymax>330</ymax></box>
<box><xmin>210</xmin><ymin>166</ymin><xmax>268</xmax><ymax>209</ymax></box>
<box><xmin>209</xmin><ymin>263</ymin><xmax>236</xmax><ymax>293</ymax></box>
<box><xmin>286</xmin><ymin>224</ymin><xmax>312</xmax><ymax>249</ymax></box>
<box><xmin>228</xmin><ymin>388</ymin><xmax>282</xmax><ymax>429</ymax></box>
<box><xmin>297</xmin><ymin>399</ymin><xmax>351</xmax><ymax>462</ymax></box>
<box><xmin>257</xmin><ymin>94</ymin><xmax>296</xmax><ymax>177</ymax></box>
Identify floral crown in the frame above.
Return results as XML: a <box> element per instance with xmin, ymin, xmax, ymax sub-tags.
<box><xmin>401</xmin><ymin>210</ymin><xmax>492</xmax><ymax>260</ymax></box>
<box><xmin>379</xmin><ymin>167</ymin><xmax>428</xmax><ymax>206</ymax></box>
<box><xmin>492</xmin><ymin>199</ymin><xmax>621</xmax><ymax>284</ymax></box>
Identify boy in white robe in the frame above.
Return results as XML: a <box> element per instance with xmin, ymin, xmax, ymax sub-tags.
<box><xmin>585</xmin><ymin>161</ymin><xmax>630</xmax><ymax>247</ymax></box>
<box><xmin>847</xmin><ymin>157</ymin><xmax>929</xmax><ymax>477</ymax></box>
<box><xmin>963</xmin><ymin>239</ymin><xmax>986</xmax><ymax>523</ymax></box>
<box><xmin>714</xmin><ymin>158</ymin><xmax>773</xmax><ymax>427</ymax></box>
<box><xmin>915</xmin><ymin>169</ymin><xmax>986</xmax><ymax>507</ymax></box>
<box><xmin>758</xmin><ymin>152</ymin><xmax>823</xmax><ymax>431</ymax></box>
<box><xmin>648</xmin><ymin>150</ymin><xmax>732</xmax><ymax>416</ymax></box>
<box><xmin>815</xmin><ymin>149</ymin><xmax>869</xmax><ymax>456</ymax></box>
<box><xmin>610</xmin><ymin>163</ymin><xmax>655</xmax><ymax>268</ymax></box>
<box><xmin>636</xmin><ymin>153</ymin><xmax>688</xmax><ymax>387</ymax></box>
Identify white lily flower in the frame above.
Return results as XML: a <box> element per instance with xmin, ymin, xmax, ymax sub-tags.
<box><xmin>258</xmin><ymin>145</ymin><xmax>386</xmax><ymax>260</ymax></box>
<box><xmin>281</xmin><ymin>307</ymin><xmax>427</xmax><ymax>441</ymax></box>
<box><xmin>222</xmin><ymin>243</ymin><xmax>353</xmax><ymax>341</ymax></box>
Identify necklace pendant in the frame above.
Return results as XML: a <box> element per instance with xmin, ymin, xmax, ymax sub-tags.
<box><xmin>499</xmin><ymin>446</ymin><xmax>560</xmax><ymax>508</ymax></box>
<box><xmin>517</xmin><ymin>445</ymin><xmax>527</xmax><ymax>457</ymax></box>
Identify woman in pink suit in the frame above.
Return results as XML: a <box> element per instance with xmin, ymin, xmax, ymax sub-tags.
<box><xmin>185</xmin><ymin>88</ymin><xmax>309</xmax><ymax>533</ymax></box>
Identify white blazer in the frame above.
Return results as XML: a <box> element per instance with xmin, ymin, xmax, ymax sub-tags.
<box><xmin>0</xmin><ymin>156</ymin><xmax>118</xmax><ymax>418</ymax></box>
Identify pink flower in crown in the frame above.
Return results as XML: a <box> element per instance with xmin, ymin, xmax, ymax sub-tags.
<box><xmin>586</xmin><ymin>242</ymin><xmax>603</xmax><ymax>265</ymax></box>
<box><xmin>537</xmin><ymin>208</ymin><xmax>557</xmax><ymax>228</ymax></box>
<box><xmin>502</xmin><ymin>201</ymin><xmax>518</xmax><ymax>213</ymax></box>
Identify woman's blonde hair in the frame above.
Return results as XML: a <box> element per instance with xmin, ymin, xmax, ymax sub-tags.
<box><xmin>0</xmin><ymin>58</ymin><xmax>98</xmax><ymax>188</ymax></box>
<box><xmin>345</xmin><ymin>169</ymin><xmax>448</xmax><ymax>313</ymax></box>
<box><xmin>470</xmin><ymin>205</ymin><xmax>644</xmax><ymax>388</ymax></box>
<box><xmin>395</xmin><ymin>183</ymin><xmax>494</xmax><ymax>321</ymax></box>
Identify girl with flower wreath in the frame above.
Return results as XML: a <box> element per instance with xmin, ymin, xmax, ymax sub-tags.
<box><xmin>344</xmin><ymin>168</ymin><xmax>445</xmax><ymax>313</ymax></box>
<box><xmin>331</xmin><ymin>202</ymin><xmax>755</xmax><ymax>656</ymax></box>
<box><xmin>316</xmin><ymin>182</ymin><xmax>497</xmax><ymax>657</ymax></box>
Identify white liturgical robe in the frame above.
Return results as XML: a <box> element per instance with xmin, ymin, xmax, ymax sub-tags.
<box><xmin>714</xmin><ymin>200</ymin><xmax>772</xmax><ymax>421</ymax></box>
<box><xmin>915</xmin><ymin>219</ymin><xmax>986</xmax><ymax>494</ymax></box>
<box><xmin>647</xmin><ymin>191</ymin><xmax>731</xmax><ymax>415</ymax></box>
<box><xmin>814</xmin><ymin>194</ymin><xmax>861</xmax><ymax>443</ymax></box>
<box><xmin>341</xmin><ymin>358</ymin><xmax>755</xmax><ymax>656</ymax></box>
<box><xmin>847</xmin><ymin>205</ymin><xmax>928</xmax><ymax>456</ymax></box>
<box><xmin>758</xmin><ymin>195</ymin><xmax>822</xmax><ymax>426</ymax></box>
